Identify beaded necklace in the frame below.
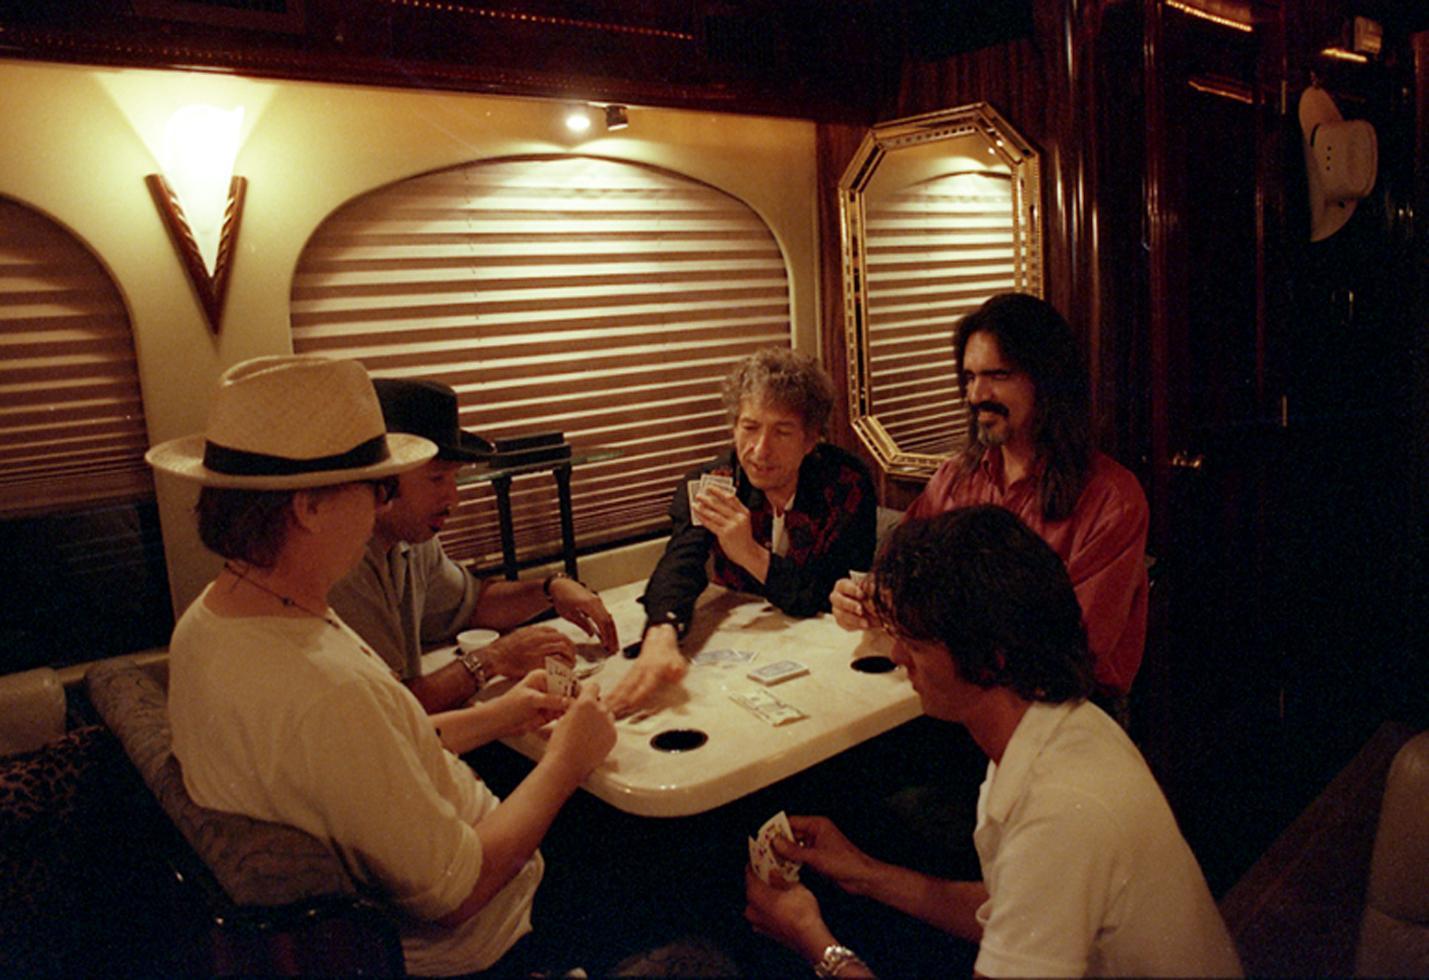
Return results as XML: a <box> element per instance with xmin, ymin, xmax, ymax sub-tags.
<box><xmin>220</xmin><ymin>562</ymin><xmax>394</xmax><ymax>674</ymax></box>
<box><xmin>221</xmin><ymin>561</ymin><xmax>343</xmax><ymax>630</ymax></box>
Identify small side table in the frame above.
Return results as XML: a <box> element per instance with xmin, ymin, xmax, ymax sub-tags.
<box><xmin>458</xmin><ymin>448</ymin><xmax>621</xmax><ymax>580</ymax></box>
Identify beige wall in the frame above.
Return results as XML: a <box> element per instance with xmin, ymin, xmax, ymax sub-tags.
<box><xmin>0</xmin><ymin>58</ymin><xmax>818</xmax><ymax>613</ymax></box>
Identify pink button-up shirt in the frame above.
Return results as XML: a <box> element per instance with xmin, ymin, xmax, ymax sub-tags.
<box><xmin>906</xmin><ymin>448</ymin><xmax>1149</xmax><ymax>695</ymax></box>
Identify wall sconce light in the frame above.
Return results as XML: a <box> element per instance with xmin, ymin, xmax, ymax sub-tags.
<box><xmin>145</xmin><ymin>104</ymin><xmax>246</xmax><ymax>335</ymax></box>
<box><xmin>604</xmin><ymin>104</ymin><xmax>629</xmax><ymax>131</ymax></box>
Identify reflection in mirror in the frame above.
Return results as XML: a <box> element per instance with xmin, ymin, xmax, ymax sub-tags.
<box><xmin>840</xmin><ymin>104</ymin><xmax>1042</xmax><ymax>479</ymax></box>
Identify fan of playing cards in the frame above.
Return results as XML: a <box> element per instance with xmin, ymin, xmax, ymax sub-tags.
<box><xmin>545</xmin><ymin>655</ymin><xmax>577</xmax><ymax>698</ymax></box>
<box><xmin>748</xmin><ymin>810</ymin><xmax>803</xmax><ymax>885</ymax></box>
<box><xmin>687</xmin><ymin>472</ymin><xmax>735</xmax><ymax>526</ymax></box>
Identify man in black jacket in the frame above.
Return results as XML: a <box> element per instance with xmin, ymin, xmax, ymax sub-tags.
<box><xmin>608</xmin><ymin>348</ymin><xmax>877</xmax><ymax>716</ymax></box>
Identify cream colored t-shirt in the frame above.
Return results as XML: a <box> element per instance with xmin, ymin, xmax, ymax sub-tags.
<box><xmin>168</xmin><ymin>587</ymin><xmax>539</xmax><ymax>975</ymax></box>
<box><xmin>973</xmin><ymin>700</ymin><xmax>1242</xmax><ymax>977</ymax></box>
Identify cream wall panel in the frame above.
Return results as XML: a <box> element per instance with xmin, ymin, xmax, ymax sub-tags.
<box><xmin>0</xmin><ymin>58</ymin><xmax>817</xmax><ymax>614</ymax></box>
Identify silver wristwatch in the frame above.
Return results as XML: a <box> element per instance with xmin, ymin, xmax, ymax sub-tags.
<box><xmin>813</xmin><ymin>944</ymin><xmax>863</xmax><ymax>978</ymax></box>
<box><xmin>456</xmin><ymin>648</ymin><xmax>491</xmax><ymax>691</ymax></box>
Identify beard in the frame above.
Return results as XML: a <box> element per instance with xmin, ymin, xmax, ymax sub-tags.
<box><xmin>971</xmin><ymin>401</ymin><xmax>1011</xmax><ymax>446</ymax></box>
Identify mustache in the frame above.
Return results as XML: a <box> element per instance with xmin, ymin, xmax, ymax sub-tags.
<box><xmin>971</xmin><ymin>401</ymin><xmax>1010</xmax><ymax>419</ymax></box>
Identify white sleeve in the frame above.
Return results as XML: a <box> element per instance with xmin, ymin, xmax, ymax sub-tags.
<box><xmin>975</xmin><ymin>784</ymin><xmax>1123</xmax><ymax>978</ymax></box>
<box><xmin>284</xmin><ymin>678</ymin><xmax>485</xmax><ymax>921</ymax></box>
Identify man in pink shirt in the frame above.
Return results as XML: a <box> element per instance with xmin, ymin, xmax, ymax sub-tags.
<box><xmin>833</xmin><ymin>292</ymin><xmax>1149</xmax><ymax>706</ymax></box>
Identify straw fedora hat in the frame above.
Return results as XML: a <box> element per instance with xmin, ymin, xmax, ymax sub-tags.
<box><xmin>145</xmin><ymin>355</ymin><xmax>436</xmax><ymax>489</ymax></box>
<box><xmin>1299</xmin><ymin>85</ymin><xmax>1377</xmax><ymax>243</ymax></box>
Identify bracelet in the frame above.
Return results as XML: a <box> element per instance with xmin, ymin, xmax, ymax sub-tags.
<box><xmin>543</xmin><ymin>570</ymin><xmax>588</xmax><ymax>600</ymax></box>
<box><xmin>542</xmin><ymin>570</ymin><xmax>569</xmax><ymax>600</ymax></box>
<box><xmin>813</xmin><ymin>944</ymin><xmax>864</xmax><ymax>978</ymax></box>
<box><xmin>456</xmin><ymin>648</ymin><xmax>491</xmax><ymax>691</ymax></box>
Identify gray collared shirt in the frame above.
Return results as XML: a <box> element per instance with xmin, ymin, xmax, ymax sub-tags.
<box><xmin>329</xmin><ymin>536</ymin><xmax>482</xmax><ymax>679</ymax></box>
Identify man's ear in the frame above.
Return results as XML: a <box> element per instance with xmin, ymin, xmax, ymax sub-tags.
<box><xmin>288</xmin><ymin>488</ymin><xmax>325</xmax><ymax>533</ymax></box>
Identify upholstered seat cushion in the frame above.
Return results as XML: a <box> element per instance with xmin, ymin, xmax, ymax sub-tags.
<box><xmin>85</xmin><ymin>658</ymin><xmax>357</xmax><ymax>907</ymax></box>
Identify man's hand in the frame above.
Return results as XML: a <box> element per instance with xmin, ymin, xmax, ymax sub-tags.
<box><xmin>606</xmin><ymin>624</ymin><xmax>687</xmax><ymax>718</ymax></box>
<box><xmin>486</xmin><ymin>671</ymin><xmax>569</xmax><ymax>738</ymax></box>
<box><xmin>829</xmin><ymin>577</ymin><xmax>874</xmax><ymax>631</ymax></box>
<box><xmin>743</xmin><ymin>865</ymin><xmax>841</xmax><ymax>965</ymax></box>
<box><xmin>544</xmin><ymin>683</ymin><xmax>616</xmax><ymax>784</ymax></box>
<box><xmin>485</xmin><ymin>625</ymin><xmax>576</xmax><ymax>679</ymax></box>
<box><xmin>778</xmin><ymin>815</ymin><xmax>880</xmax><ymax>896</ymax></box>
<box><xmin>692</xmin><ymin>486</ymin><xmax>767</xmax><ymax>580</ymax></box>
<box><xmin>548</xmin><ymin>577</ymin><xmax>619</xmax><ymax>654</ymax></box>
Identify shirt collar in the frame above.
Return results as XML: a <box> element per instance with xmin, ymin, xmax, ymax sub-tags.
<box><xmin>983</xmin><ymin>700</ymin><xmax>1077</xmax><ymax>823</ymax></box>
<box><xmin>976</xmin><ymin>445</ymin><xmax>1045</xmax><ymax>492</ymax></box>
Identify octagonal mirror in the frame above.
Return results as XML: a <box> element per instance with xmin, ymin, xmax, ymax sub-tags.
<box><xmin>840</xmin><ymin>103</ymin><xmax>1043</xmax><ymax>480</ymax></box>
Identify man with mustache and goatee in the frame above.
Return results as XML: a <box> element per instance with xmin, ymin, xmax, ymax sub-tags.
<box><xmin>831</xmin><ymin>293</ymin><xmax>1149</xmax><ymax>717</ymax></box>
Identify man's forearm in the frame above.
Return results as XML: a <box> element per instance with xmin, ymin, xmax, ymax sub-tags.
<box><xmin>470</xmin><ymin>579</ymin><xmax>549</xmax><ymax>630</ymax></box>
<box><xmin>856</xmin><ymin>862</ymin><xmax>988</xmax><ymax>943</ymax></box>
<box><xmin>405</xmin><ymin>661</ymin><xmax>477</xmax><ymax>714</ymax></box>
<box><xmin>430</xmin><ymin>702</ymin><xmax>509</xmax><ymax>755</ymax></box>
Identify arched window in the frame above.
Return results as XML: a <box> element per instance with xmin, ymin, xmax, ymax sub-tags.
<box><xmin>0</xmin><ymin>197</ymin><xmax>171</xmax><ymax>669</ymax></box>
<box><xmin>292</xmin><ymin>155</ymin><xmax>792</xmax><ymax>568</ymax></box>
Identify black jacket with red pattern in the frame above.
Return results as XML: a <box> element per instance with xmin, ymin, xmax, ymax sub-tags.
<box><xmin>639</xmin><ymin>443</ymin><xmax>877</xmax><ymax>638</ymax></box>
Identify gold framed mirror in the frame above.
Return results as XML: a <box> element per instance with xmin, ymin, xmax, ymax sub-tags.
<box><xmin>840</xmin><ymin>103</ymin><xmax>1043</xmax><ymax>480</ymax></box>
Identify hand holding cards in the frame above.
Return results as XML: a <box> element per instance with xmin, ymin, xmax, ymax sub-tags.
<box><xmin>545</xmin><ymin>655</ymin><xmax>577</xmax><ymax>697</ymax></box>
<box><xmin>686</xmin><ymin>472</ymin><xmax>735</xmax><ymax>526</ymax></box>
<box><xmin>748</xmin><ymin>810</ymin><xmax>802</xmax><ymax>885</ymax></box>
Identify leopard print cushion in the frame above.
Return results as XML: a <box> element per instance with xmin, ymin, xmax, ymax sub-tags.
<box><xmin>0</xmin><ymin>724</ymin><xmax>130</xmax><ymax>974</ymax></box>
<box><xmin>0</xmin><ymin>724</ymin><xmax>113</xmax><ymax>831</ymax></box>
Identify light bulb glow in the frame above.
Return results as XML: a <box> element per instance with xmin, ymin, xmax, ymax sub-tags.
<box><xmin>160</xmin><ymin>104</ymin><xmax>244</xmax><ymax>274</ymax></box>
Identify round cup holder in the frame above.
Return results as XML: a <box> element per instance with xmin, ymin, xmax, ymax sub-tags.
<box><xmin>850</xmin><ymin>655</ymin><xmax>896</xmax><ymax>674</ymax></box>
<box><xmin>650</xmin><ymin>728</ymin><xmax>709</xmax><ymax>753</ymax></box>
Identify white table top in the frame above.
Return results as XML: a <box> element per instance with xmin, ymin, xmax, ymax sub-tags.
<box><xmin>425</xmin><ymin>580</ymin><xmax>922</xmax><ymax>817</ymax></box>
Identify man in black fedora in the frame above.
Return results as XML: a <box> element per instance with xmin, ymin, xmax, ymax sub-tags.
<box><xmin>330</xmin><ymin>378</ymin><xmax>618</xmax><ymax>717</ymax></box>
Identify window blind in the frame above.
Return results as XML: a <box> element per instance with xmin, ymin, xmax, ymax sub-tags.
<box><xmin>864</xmin><ymin>171</ymin><xmax>1016</xmax><ymax>456</ymax></box>
<box><xmin>0</xmin><ymin>198</ymin><xmax>152</xmax><ymax>518</ymax></box>
<box><xmin>291</xmin><ymin>155</ymin><xmax>792</xmax><ymax>568</ymax></box>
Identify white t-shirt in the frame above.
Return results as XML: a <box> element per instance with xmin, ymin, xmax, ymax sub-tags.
<box><xmin>168</xmin><ymin>587</ymin><xmax>539</xmax><ymax>975</ymax></box>
<box><xmin>973</xmin><ymin>700</ymin><xmax>1242</xmax><ymax>977</ymax></box>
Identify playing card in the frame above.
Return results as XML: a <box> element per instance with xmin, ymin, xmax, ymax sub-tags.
<box><xmin>747</xmin><ymin>659</ymin><xmax>809</xmax><ymax>686</ymax></box>
<box><xmin>750</xmin><ymin>811</ymin><xmax>801</xmax><ymax>884</ymax></box>
<box><xmin>730</xmin><ymin>688</ymin><xmax>807</xmax><ymax>726</ymax></box>
<box><xmin>691</xmin><ymin>647</ymin><xmax>757</xmax><ymax>666</ymax></box>
<box><xmin>705</xmin><ymin>473</ymin><xmax>734</xmax><ymax>492</ymax></box>
<box><xmin>687</xmin><ymin>479</ymin><xmax>706</xmax><ymax>527</ymax></box>
<box><xmin>545</xmin><ymin>655</ymin><xmax>577</xmax><ymax>697</ymax></box>
<box><xmin>848</xmin><ymin>569</ymin><xmax>870</xmax><ymax>586</ymax></box>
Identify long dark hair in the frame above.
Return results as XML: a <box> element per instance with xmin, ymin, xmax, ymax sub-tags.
<box><xmin>953</xmin><ymin>293</ymin><xmax>1092</xmax><ymax>521</ymax></box>
<box><xmin>871</xmin><ymin>506</ymin><xmax>1093</xmax><ymax>703</ymax></box>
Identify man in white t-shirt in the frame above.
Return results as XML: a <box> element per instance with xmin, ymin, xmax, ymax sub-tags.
<box><xmin>744</xmin><ymin>506</ymin><xmax>1242</xmax><ymax>978</ymax></box>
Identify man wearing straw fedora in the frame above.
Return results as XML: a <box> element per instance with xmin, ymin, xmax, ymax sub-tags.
<box><xmin>330</xmin><ymin>378</ymin><xmax>619</xmax><ymax>717</ymax></box>
<box><xmin>146</xmin><ymin>355</ymin><xmax>617</xmax><ymax>975</ymax></box>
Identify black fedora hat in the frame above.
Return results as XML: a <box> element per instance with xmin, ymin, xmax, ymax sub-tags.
<box><xmin>371</xmin><ymin>378</ymin><xmax>493</xmax><ymax>463</ymax></box>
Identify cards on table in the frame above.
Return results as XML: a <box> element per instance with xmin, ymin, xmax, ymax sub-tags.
<box><xmin>686</xmin><ymin>472</ymin><xmax>735</xmax><ymax>526</ymax></box>
<box><xmin>730</xmin><ymin>688</ymin><xmax>806</xmax><ymax>726</ymax></box>
<box><xmin>748</xmin><ymin>810</ymin><xmax>802</xmax><ymax>885</ymax></box>
<box><xmin>747</xmin><ymin>659</ymin><xmax>809</xmax><ymax>686</ymax></box>
<box><xmin>691</xmin><ymin>647</ymin><xmax>756</xmax><ymax>667</ymax></box>
<box><xmin>545</xmin><ymin>655</ymin><xmax>577</xmax><ymax>697</ymax></box>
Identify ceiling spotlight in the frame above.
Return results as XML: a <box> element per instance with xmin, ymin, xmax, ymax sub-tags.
<box><xmin>565</xmin><ymin>108</ymin><xmax>592</xmax><ymax>134</ymax></box>
<box><xmin>605</xmin><ymin>104</ymin><xmax>629</xmax><ymax>131</ymax></box>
